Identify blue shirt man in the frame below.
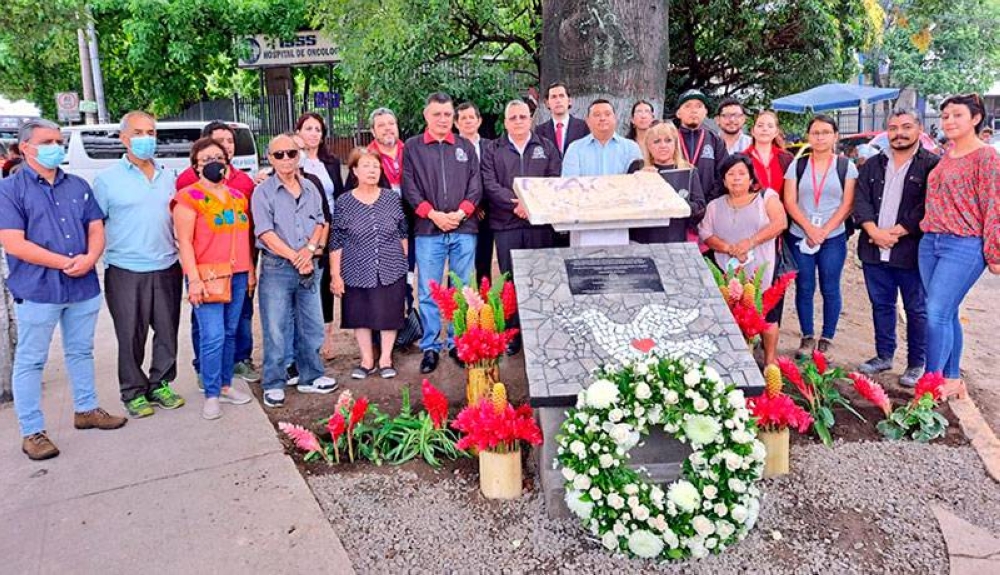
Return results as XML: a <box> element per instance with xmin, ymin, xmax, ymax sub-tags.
<box><xmin>0</xmin><ymin>118</ymin><xmax>126</xmax><ymax>460</ymax></box>
<box><xmin>90</xmin><ymin>111</ymin><xmax>187</xmax><ymax>418</ymax></box>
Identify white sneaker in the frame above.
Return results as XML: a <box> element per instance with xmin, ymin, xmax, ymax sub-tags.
<box><xmin>285</xmin><ymin>376</ymin><xmax>299</xmax><ymax>387</ymax></box>
<box><xmin>220</xmin><ymin>386</ymin><xmax>252</xmax><ymax>405</ymax></box>
<box><xmin>297</xmin><ymin>376</ymin><xmax>338</xmax><ymax>394</ymax></box>
<box><xmin>263</xmin><ymin>389</ymin><xmax>286</xmax><ymax>408</ymax></box>
<box><xmin>202</xmin><ymin>397</ymin><xmax>222</xmax><ymax>420</ymax></box>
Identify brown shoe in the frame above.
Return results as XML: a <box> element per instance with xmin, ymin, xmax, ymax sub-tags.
<box><xmin>22</xmin><ymin>432</ymin><xmax>60</xmax><ymax>460</ymax></box>
<box><xmin>817</xmin><ymin>338</ymin><xmax>833</xmax><ymax>354</ymax></box>
<box><xmin>74</xmin><ymin>407</ymin><xmax>128</xmax><ymax>430</ymax></box>
<box><xmin>795</xmin><ymin>336</ymin><xmax>816</xmax><ymax>359</ymax></box>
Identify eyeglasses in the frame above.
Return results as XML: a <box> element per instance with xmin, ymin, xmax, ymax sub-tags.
<box><xmin>719</xmin><ymin>113</ymin><xmax>745</xmax><ymax>120</ymax></box>
<box><xmin>197</xmin><ymin>155</ymin><xmax>225</xmax><ymax>165</ymax></box>
<box><xmin>506</xmin><ymin>114</ymin><xmax>531</xmax><ymax>121</ymax></box>
<box><xmin>270</xmin><ymin>149</ymin><xmax>299</xmax><ymax>160</ymax></box>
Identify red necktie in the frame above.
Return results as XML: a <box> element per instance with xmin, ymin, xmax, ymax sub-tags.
<box><xmin>555</xmin><ymin>121</ymin><xmax>564</xmax><ymax>152</ymax></box>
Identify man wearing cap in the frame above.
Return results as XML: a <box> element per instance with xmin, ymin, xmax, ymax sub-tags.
<box><xmin>674</xmin><ymin>89</ymin><xmax>729</xmax><ymax>202</ymax></box>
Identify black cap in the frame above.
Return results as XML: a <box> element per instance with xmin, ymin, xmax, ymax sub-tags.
<box><xmin>676</xmin><ymin>89</ymin><xmax>710</xmax><ymax>110</ymax></box>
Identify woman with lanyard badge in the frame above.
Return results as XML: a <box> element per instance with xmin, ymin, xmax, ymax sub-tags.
<box><xmin>783</xmin><ymin>115</ymin><xmax>857</xmax><ymax>358</ymax></box>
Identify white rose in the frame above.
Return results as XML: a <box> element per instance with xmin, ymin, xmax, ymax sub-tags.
<box><xmin>624</xmin><ymin>484</ymin><xmax>639</xmax><ymax>495</ymax></box>
<box><xmin>650</xmin><ymin>486</ymin><xmax>665</xmax><ymax>505</ymax></box>
<box><xmin>589</xmin><ymin>487</ymin><xmax>603</xmax><ymax>500</ymax></box>
<box><xmin>732</xmin><ymin>429</ymin><xmax>754</xmax><ymax>444</ymax></box>
<box><xmin>602</xmin><ymin>530</ymin><xmax>619</xmax><ymax>550</ymax></box>
<box><xmin>589</xmin><ymin>467</ymin><xmax>599</xmax><ymax>476</ymax></box>
<box><xmin>634</xmin><ymin>505</ymin><xmax>651</xmax><ymax>521</ymax></box>
<box><xmin>627</xmin><ymin>495</ymin><xmax>640</xmax><ymax>509</ymax></box>
<box><xmin>561</xmin><ymin>467</ymin><xmax>577</xmax><ymax>481</ymax></box>
<box><xmin>714</xmin><ymin>503</ymin><xmax>728</xmax><ymax>516</ymax></box>
<box><xmin>565</xmin><ymin>489</ymin><xmax>593</xmax><ymax>519</ymax></box>
<box><xmin>717</xmin><ymin>520</ymin><xmax>736</xmax><ymax>540</ymax></box>
<box><xmin>692</xmin><ymin>515</ymin><xmax>715</xmax><ymax>537</ymax></box>
<box><xmin>665</xmin><ymin>390</ymin><xmax>680</xmax><ymax>405</ymax></box>
<box><xmin>613</xmin><ymin>522</ymin><xmax>628</xmax><ymax>537</ymax></box>
<box><xmin>702</xmin><ymin>485</ymin><xmax>718</xmax><ymax>500</ymax></box>
<box><xmin>731</xmin><ymin>504</ymin><xmax>749</xmax><ymax>523</ymax></box>
<box><xmin>689</xmin><ymin>540</ymin><xmax>708</xmax><ymax>558</ymax></box>
<box><xmin>728</xmin><ymin>478</ymin><xmax>746</xmax><ymax>493</ymax></box>
<box><xmin>705</xmin><ymin>537</ymin><xmax>718</xmax><ymax>550</ymax></box>
<box><xmin>609</xmin><ymin>423</ymin><xmax>634</xmax><ymax>447</ymax></box>
<box><xmin>573</xmin><ymin>474</ymin><xmax>591</xmax><ymax>491</ymax></box>
<box><xmin>703</xmin><ymin>366</ymin><xmax>721</xmax><ymax>382</ymax></box>
<box><xmin>635</xmin><ymin>382</ymin><xmax>652</xmax><ymax>400</ymax></box>
<box><xmin>693</xmin><ymin>396</ymin><xmax>710</xmax><ymax>412</ymax></box>
<box><xmin>647</xmin><ymin>406</ymin><xmax>663</xmax><ymax>424</ymax></box>
<box><xmin>608</xmin><ymin>493</ymin><xmax>626</xmax><ymax>510</ymax></box>
<box><xmin>663</xmin><ymin>529</ymin><xmax>679</xmax><ymax>549</ymax></box>
<box><xmin>751</xmin><ymin>440</ymin><xmax>767</xmax><ymax>461</ymax></box>
<box><xmin>575</xmin><ymin>412</ymin><xmax>589</xmax><ymax>423</ymax></box>
<box><xmin>747</xmin><ymin>497</ymin><xmax>761</xmax><ymax>530</ymax></box>
<box><xmin>569</xmin><ymin>440</ymin><xmax>586</xmax><ymax>457</ymax></box>
<box><xmin>634</xmin><ymin>405</ymin><xmax>646</xmax><ymax>418</ymax></box>
<box><xmin>608</xmin><ymin>408</ymin><xmax>624</xmax><ymax>422</ymax></box>
<box><xmin>627</xmin><ymin>529</ymin><xmax>664</xmax><ymax>559</ymax></box>
<box><xmin>727</xmin><ymin>389</ymin><xmax>746</xmax><ymax>409</ymax></box>
<box><xmin>634</xmin><ymin>362</ymin><xmax>649</xmax><ymax>376</ymax></box>
<box><xmin>590</xmin><ymin>443</ymin><xmax>601</xmax><ymax>453</ymax></box>
<box><xmin>667</xmin><ymin>480</ymin><xmax>701</xmax><ymax>513</ymax></box>
<box><xmin>683</xmin><ymin>370</ymin><xmax>701</xmax><ymax>387</ymax></box>
<box><xmin>586</xmin><ymin>379</ymin><xmax>620</xmax><ymax>409</ymax></box>
<box><xmin>599</xmin><ymin>453</ymin><xmax>615</xmax><ymax>468</ymax></box>
<box><xmin>723</xmin><ymin>451</ymin><xmax>742</xmax><ymax>471</ymax></box>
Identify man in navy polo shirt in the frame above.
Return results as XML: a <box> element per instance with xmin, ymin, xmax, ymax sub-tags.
<box><xmin>0</xmin><ymin>118</ymin><xmax>127</xmax><ymax>461</ymax></box>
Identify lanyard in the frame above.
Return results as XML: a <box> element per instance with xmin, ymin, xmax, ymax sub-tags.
<box><xmin>679</xmin><ymin>129</ymin><xmax>707</xmax><ymax>165</ymax></box>
<box><xmin>810</xmin><ymin>156</ymin><xmax>832</xmax><ymax>209</ymax></box>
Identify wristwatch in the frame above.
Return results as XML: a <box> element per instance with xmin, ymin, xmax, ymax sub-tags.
<box><xmin>307</xmin><ymin>242</ymin><xmax>318</xmax><ymax>252</ymax></box>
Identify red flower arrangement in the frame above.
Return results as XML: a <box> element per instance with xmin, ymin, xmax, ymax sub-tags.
<box><xmin>456</xmin><ymin>326</ymin><xmax>519</xmax><ymax>366</ymax></box>
<box><xmin>707</xmin><ymin>262</ymin><xmax>795</xmax><ymax>343</ymax></box>
<box><xmin>429</xmin><ymin>280</ymin><xmax>459</xmax><ymax>323</ymax></box>
<box><xmin>776</xmin><ymin>356</ymin><xmax>814</xmax><ymax>406</ymax></box>
<box><xmin>747</xmin><ymin>364</ymin><xmax>813</xmax><ymax>433</ymax></box>
<box><xmin>452</xmin><ymin>400</ymin><xmax>543</xmax><ymax>454</ymax></box>
<box><xmin>421</xmin><ymin>379</ymin><xmax>450</xmax><ymax>429</ymax></box>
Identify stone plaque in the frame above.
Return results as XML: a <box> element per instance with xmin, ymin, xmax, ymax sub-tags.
<box><xmin>565</xmin><ymin>257</ymin><xmax>665</xmax><ymax>295</ymax></box>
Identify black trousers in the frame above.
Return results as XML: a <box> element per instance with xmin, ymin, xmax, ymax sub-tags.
<box><xmin>494</xmin><ymin>226</ymin><xmax>555</xmax><ymax>329</ymax></box>
<box><xmin>475</xmin><ymin>218</ymin><xmax>494</xmax><ymax>284</ymax></box>
<box><xmin>104</xmin><ymin>263</ymin><xmax>183</xmax><ymax>402</ymax></box>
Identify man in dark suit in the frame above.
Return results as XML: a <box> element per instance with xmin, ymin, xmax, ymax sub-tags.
<box><xmin>536</xmin><ymin>82</ymin><xmax>590</xmax><ymax>157</ymax></box>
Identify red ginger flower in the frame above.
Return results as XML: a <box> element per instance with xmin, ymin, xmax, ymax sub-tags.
<box><xmin>500</xmin><ymin>281</ymin><xmax>518</xmax><ymax>320</ymax></box>
<box><xmin>731</xmin><ymin>300</ymin><xmax>771</xmax><ymax>339</ymax></box>
<box><xmin>279</xmin><ymin>422</ymin><xmax>323</xmax><ymax>454</ymax></box>
<box><xmin>913</xmin><ymin>372</ymin><xmax>945</xmax><ymax>404</ymax></box>
<box><xmin>747</xmin><ymin>393</ymin><xmax>814</xmax><ymax>433</ymax></box>
<box><xmin>849</xmin><ymin>372</ymin><xmax>892</xmax><ymax>416</ymax></box>
<box><xmin>452</xmin><ymin>400</ymin><xmax>542</xmax><ymax>452</ymax></box>
<box><xmin>812</xmin><ymin>349</ymin><xmax>828</xmax><ymax>375</ymax></box>
<box><xmin>349</xmin><ymin>397</ymin><xmax>369</xmax><ymax>429</ymax></box>
<box><xmin>777</xmin><ymin>356</ymin><xmax>813</xmax><ymax>405</ymax></box>
<box><xmin>429</xmin><ymin>280</ymin><xmax>459</xmax><ymax>322</ymax></box>
<box><xmin>335</xmin><ymin>389</ymin><xmax>354</xmax><ymax>416</ymax></box>
<box><xmin>421</xmin><ymin>379</ymin><xmax>450</xmax><ymax>429</ymax></box>
<box><xmin>455</xmin><ymin>327</ymin><xmax>518</xmax><ymax>364</ymax></box>
<box><xmin>762</xmin><ymin>272</ymin><xmax>795</xmax><ymax>315</ymax></box>
<box><xmin>326</xmin><ymin>412</ymin><xmax>346</xmax><ymax>442</ymax></box>
<box><xmin>480</xmin><ymin>276</ymin><xmax>491</xmax><ymax>300</ymax></box>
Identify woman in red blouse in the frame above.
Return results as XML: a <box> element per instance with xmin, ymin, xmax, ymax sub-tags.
<box><xmin>919</xmin><ymin>93</ymin><xmax>1000</xmax><ymax>399</ymax></box>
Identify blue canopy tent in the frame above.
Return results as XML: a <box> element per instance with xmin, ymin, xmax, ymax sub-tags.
<box><xmin>771</xmin><ymin>83</ymin><xmax>900</xmax><ymax>113</ymax></box>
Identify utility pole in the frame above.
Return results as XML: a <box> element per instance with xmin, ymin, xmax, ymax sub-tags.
<box><xmin>77</xmin><ymin>28</ymin><xmax>97</xmax><ymax>125</ymax></box>
<box><xmin>86</xmin><ymin>11</ymin><xmax>109</xmax><ymax>124</ymax></box>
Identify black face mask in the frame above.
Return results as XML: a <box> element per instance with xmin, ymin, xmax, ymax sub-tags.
<box><xmin>202</xmin><ymin>161</ymin><xmax>226</xmax><ymax>183</ymax></box>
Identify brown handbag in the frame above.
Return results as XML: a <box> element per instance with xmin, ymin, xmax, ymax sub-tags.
<box><xmin>195</xmin><ymin>194</ymin><xmax>239</xmax><ymax>304</ymax></box>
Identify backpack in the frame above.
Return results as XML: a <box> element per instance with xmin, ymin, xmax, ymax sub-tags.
<box><xmin>794</xmin><ymin>156</ymin><xmax>856</xmax><ymax>238</ymax></box>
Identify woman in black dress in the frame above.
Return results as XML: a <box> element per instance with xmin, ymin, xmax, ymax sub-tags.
<box><xmin>626</xmin><ymin>121</ymin><xmax>706</xmax><ymax>243</ymax></box>
<box><xmin>330</xmin><ymin>148</ymin><xmax>408</xmax><ymax>379</ymax></box>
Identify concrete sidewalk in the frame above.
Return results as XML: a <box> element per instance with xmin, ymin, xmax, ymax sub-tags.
<box><xmin>0</xmin><ymin>302</ymin><xmax>354</xmax><ymax>575</ymax></box>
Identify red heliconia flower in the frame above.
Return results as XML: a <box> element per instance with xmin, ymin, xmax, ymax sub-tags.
<box><xmin>480</xmin><ymin>276</ymin><xmax>492</xmax><ymax>300</ymax></box>
<box><xmin>279</xmin><ymin>422</ymin><xmax>323</xmax><ymax>454</ymax></box>
<box><xmin>849</xmin><ymin>372</ymin><xmax>892</xmax><ymax>416</ymax></box>
<box><xmin>812</xmin><ymin>349</ymin><xmax>828</xmax><ymax>375</ymax></box>
<box><xmin>429</xmin><ymin>280</ymin><xmax>459</xmax><ymax>322</ymax></box>
<box><xmin>777</xmin><ymin>356</ymin><xmax>814</xmax><ymax>405</ymax></box>
<box><xmin>762</xmin><ymin>272</ymin><xmax>796</xmax><ymax>315</ymax></box>
<box><xmin>349</xmin><ymin>396</ymin><xmax>369</xmax><ymax>429</ymax></box>
<box><xmin>747</xmin><ymin>393</ymin><xmax>814</xmax><ymax>433</ymax></box>
<box><xmin>913</xmin><ymin>372</ymin><xmax>945</xmax><ymax>404</ymax></box>
<box><xmin>421</xmin><ymin>379</ymin><xmax>450</xmax><ymax>429</ymax></box>
<box><xmin>326</xmin><ymin>412</ymin><xmax>347</xmax><ymax>442</ymax></box>
<box><xmin>500</xmin><ymin>281</ymin><xmax>518</xmax><ymax>320</ymax></box>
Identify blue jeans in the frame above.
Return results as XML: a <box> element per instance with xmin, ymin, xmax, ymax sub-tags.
<box><xmin>918</xmin><ymin>233</ymin><xmax>986</xmax><ymax>378</ymax></box>
<box><xmin>191</xmin><ymin>278</ymin><xmax>254</xmax><ymax>374</ymax></box>
<box><xmin>258</xmin><ymin>254</ymin><xmax>325</xmax><ymax>391</ymax></box>
<box><xmin>415</xmin><ymin>233</ymin><xmax>477</xmax><ymax>352</ymax></box>
<box><xmin>862</xmin><ymin>263</ymin><xmax>927</xmax><ymax>367</ymax></box>
<box><xmin>13</xmin><ymin>295</ymin><xmax>102</xmax><ymax>436</ymax></box>
<box><xmin>192</xmin><ymin>273</ymin><xmax>248</xmax><ymax>398</ymax></box>
<box><xmin>791</xmin><ymin>233</ymin><xmax>847</xmax><ymax>339</ymax></box>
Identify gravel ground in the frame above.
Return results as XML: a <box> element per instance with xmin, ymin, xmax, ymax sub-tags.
<box><xmin>309</xmin><ymin>441</ymin><xmax>1000</xmax><ymax>575</ymax></box>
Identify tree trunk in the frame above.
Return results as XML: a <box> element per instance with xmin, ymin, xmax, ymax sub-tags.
<box><xmin>0</xmin><ymin>249</ymin><xmax>15</xmax><ymax>403</ymax></box>
<box><xmin>540</xmin><ymin>0</ymin><xmax>668</xmax><ymax>128</ymax></box>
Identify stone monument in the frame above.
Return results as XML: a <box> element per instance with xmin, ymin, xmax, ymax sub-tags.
<box><xmin>511</xmin><ymin>243</ymin><xmax>765</xmax><ymax>517</ymax></box>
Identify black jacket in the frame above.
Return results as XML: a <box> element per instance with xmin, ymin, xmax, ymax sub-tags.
<box><xmin>626</xmin><ymin>162</ymin><xmax>705</xmax><ymax>243</ymax></box>
<box><xmin>677</xmin><ymin>124</ymin><xmax>730</xmax><ymax>203</ymax></box>
<box><xmin>854</xmin><ymin>148</ymin><xmax>939</xmax><ymax>268</ymax></box>
<box><xmin>482</xmin><ymin>132</ymin><xmax>562</xmax><ymax>231</ymax></box>
<box><xmin>536</xmin><ymin>116</ymin><xmax>590</xmax><ymax>157</ymax></box>
<box><xmin>317</xmin><ymin>153</ymin><xmax>346</xmax><ymax>200</ymax></box>
<box><xmin>402</xmin><ymin>132</ymin><xmax>482</xmax><ymax>235</ymax></box>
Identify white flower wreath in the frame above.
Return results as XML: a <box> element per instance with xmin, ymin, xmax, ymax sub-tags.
<box><xmin>556</xmin><ymin>354</ymin><xmax>765</xmax><ymax>560</ymax></box>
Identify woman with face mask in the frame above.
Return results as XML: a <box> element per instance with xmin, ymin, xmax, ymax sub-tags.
<box><xmin>171</xmin><ymin>137</ymin><xmax>255</xmax><ymax>420</ymax></box>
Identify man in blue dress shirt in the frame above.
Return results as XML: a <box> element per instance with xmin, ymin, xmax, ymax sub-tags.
<box><xmin>94</xmin><ymin>111</ymin><xmax>186</xmax><ymax>419</ymax></box>
<box><xmin>561</xmin><ymin>99</ymin><xmax>642</xmax><ymax>178</ymax></box>
<box><xmin>0</xmin><ymin>118</ymin><xmax>127</xmax><ymax>461</ymax></box>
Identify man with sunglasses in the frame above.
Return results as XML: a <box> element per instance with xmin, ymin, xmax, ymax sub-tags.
<box><xmin>176</xmin><ymin>122</ymin><xmax>260</xmax><ymax>387</ymax></box>
<box><xmin>252</xmin><ymin>134</ymin><xmax>337</xmax><ymax>408</ymax></box>
<box><xmin>481</xmin><ymin>99</ymin><xmax>561</xmax><ymax>355</ymax></box>
<box><xmin>0</xmin><ymin>118</ymin><xmax>127</xmax><ymax>460</ymax></box>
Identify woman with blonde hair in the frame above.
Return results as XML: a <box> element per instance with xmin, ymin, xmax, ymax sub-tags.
<box><xmin>626</xmin><ymin>121</ymin><xmax>705</xmax><ymax>243</ymax></box>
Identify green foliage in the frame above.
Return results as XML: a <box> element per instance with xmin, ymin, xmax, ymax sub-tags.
<box><xmin>865</xmin><ymin>0</ymin><xmax>1000</xmax><ymax>98</ymax></box>
<box><xmin>876</xmin><ymin>393</ymin><xmax>949</xmax><ymax>443</ymax></box>
<box><xmin>666</xmin><ymin>0</ymin><xmax>880</xmax><ymax>109</ymax></box>
<box><xmin>783</xmin><ymin>357</ymin><xmax>864</xmax><ymax>447</ymax></box>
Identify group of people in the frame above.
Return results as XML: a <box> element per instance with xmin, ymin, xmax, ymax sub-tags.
<box><xmin>1</xmin><ymin>82</ymin><xmax>997</xmax><ymax>461</ymax></box>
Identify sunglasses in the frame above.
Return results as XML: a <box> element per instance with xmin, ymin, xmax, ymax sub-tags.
<box><xmin>271</xmin><ymin>149</ymin><xmax>299</xmax><ymax>160</ymax></box>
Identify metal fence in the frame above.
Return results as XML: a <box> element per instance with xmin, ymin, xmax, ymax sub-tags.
<box><xmin>831</xmin><ymin>110</ymin><xmax>943</xmax><ymax>135</ymax></box>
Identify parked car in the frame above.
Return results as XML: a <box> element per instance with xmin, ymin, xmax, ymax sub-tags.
<box><xmin>60</xmin><ymin>121</ymin><xmax>259</xmax><ymax>186</ymax></box>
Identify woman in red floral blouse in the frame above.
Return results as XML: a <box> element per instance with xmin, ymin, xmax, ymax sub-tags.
<box><xmin>919</xmin><ymin>93</ymin><xmax>1000</xmax><ymax>399</ymax></box>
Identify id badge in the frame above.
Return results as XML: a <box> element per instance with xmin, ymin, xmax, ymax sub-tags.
<box><xmin>809</xmin><ymin>214</ymin><xmax>824</xmax><ymax>227</ymax></box>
